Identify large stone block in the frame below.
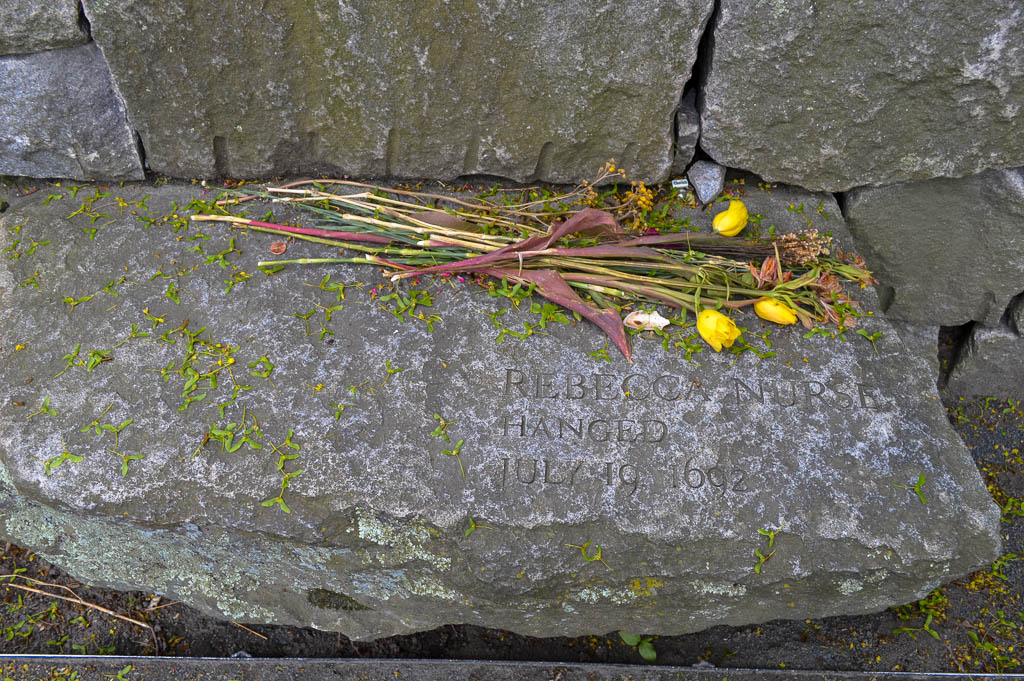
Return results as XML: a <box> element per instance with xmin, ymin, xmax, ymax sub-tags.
<box><xmin>947</xmin><ymin>296</ymin><xmax>1024</xmax><ymax>399</ymax></box>
<box><xmin>844</xmin><ymin>167</ymin><xmax>1024</xmax><ymax>327</ymax></box>
<box><xmin>0</xmin><ymin>182</ymin><xmax>1000</xmax><ymax>640</ymax></box>
<box><xmin>81</xmin><ymin>0</ymin><xmax>713</xmax><ymax>183</ymax></box>
<box><xmin>0</xmin><ymin>44</ymin><xmax>144</xmax><ymax>181</ymax></box>
<box><xmin>0</xmin><ymin>1</ymin><xmax>88</xmax><ymax>56</ymax></box>
<box><xmin>699</xmin><ymin>0</ymin><xmax>1024</xmax><ymax>192</ymax></box>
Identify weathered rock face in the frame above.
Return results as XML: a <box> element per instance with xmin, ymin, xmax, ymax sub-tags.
<box><xmin>0</xmin><ymin>1</ymin><xmax>88</xmax><ymax>56</ymax></box>
<box><xmin>0</xmin><ymin>44</ymin><xmax>144</xmax><ymax>181</ymax></box>
<box><xmin>0</xmin><ymin>182</ymin><xmax>1000</xmax><ymax>640</ymax></box>
<box><xmin>670</xmin><ymin>90</ymin><xmax>701</xmax><ymax>178</ymax></box>
<box><xmin>947</xmin><ymin>295</ymin><xmax>1024</xmax><ymax>399</ymax></box>
<box><xmin>81</xmin><ymin>0</ymin><xmax>712</xmax><ymax>183</ymax></box>
<box><xmin>687</xmin><ymin>160</ymin><xmax>726</xmax><ymax>204</ymax></box>
<box><xmin>844</xmin><ymin>167</ymin><xmax>1024</xmax><ymax>327</ymax></box>
<box><xmin>699</xmin><ymin>0</ymin><xmax>1024</xmax><ymax>192</ymax></box>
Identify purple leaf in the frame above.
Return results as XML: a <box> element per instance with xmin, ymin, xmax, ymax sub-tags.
<box><xmin>482</xmin><ymin>267</ymin><xmax>631</xmax><ymax>362</ymax></box>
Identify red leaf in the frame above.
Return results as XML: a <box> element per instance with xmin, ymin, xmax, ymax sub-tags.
<box><xmin>482</xmin><ymin>267</ymin><xmax>631</xmax><ymax>362</ymax></box>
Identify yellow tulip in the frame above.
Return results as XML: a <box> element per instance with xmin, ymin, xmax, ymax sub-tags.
<box><xmin>754</xmin><ymin>299</ymin><xmax>798</xmax><ymax>325</ymax></box>
<box><xmin>712</xmin><ymin>199</ymin><xmax>748</xmax><ymax>237</ymax></box>
<box><xmin>696</xmin><ymin>309</ymin><xmax>741</xmax><ymax>352</ymax></box>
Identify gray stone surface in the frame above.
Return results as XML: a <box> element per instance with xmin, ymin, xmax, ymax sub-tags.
<box><xmin>844</xmin><ymin>167</ymin><xmax>1024</xmax><ymax>327</ymax></box>
<box><xmin>0</xmin><ymin>44</ymin><xmax>144</xmax><ymax>181</ymax></box>
<box><xmin>670</xmin><ymin>90</ymin><xmax>701</xmax><ymax>179</ymax></box>
<box><xmin>687</xmin><ymin>160</ymin><xmax>726</xmax><ymax>204</ymax></box>
<box><xmin>81</xmin><ymin>0</ymin><xmax>713</xmax><ymax>183</ymax></box>
<box><xmin>0</xmin><ymin>1</ymin><xmax>88</xmax><ymax>56</ymax></box>
<box><xmin>699</xmin><ymin>1</ymin><xmax>1024</xmax><ymax>192</ymax></box>
<box><xmin>888</xmin><ymin>323</ymin><xmax>940</xmax><ymax>379</ymax></box>
<box><xmin>947</xmin><ymin>322</ymin><xmax>1024</xmax><ymax>400</ymax></box>
<box><xmin>0</xmin><ymin>182</ymin><xmax>1000</xmax><ymax>640</ymax></box>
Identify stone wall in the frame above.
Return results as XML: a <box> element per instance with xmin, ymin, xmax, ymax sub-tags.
<box><xmin>1</xmin><ymin>1</ymin><xmax>1022</xmax><ymax>386</ymax></box>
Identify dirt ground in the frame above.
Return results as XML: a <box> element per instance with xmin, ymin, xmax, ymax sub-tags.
<box><xmin>0</xmin><ymin>177</ymin><xmax>1021</xmax><ymax>671</ymax></box>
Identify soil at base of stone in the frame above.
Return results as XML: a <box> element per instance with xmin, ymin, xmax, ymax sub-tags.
<box><xmin>0</xmin><ymin>388</ymin><xmax>1020</xmax><ymax>673</ymax></box>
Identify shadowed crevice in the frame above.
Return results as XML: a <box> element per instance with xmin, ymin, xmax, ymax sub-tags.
<box><xmin>385</xmin><ymin>128</ymin><xmax>399</xmax><ymax>178</ymax></box>
<box><xmin>77</xmin><ymin>1</ymin><xmax>92</xmax><ymax>39</ymax></box>
<box><xmin>213</xmin><ymin>136</ymin><xmax>228</xmax><ymax>178</ymax></box>
<box><xmin>462</xmin><ymin>127</ymin><xmax>480</xmax><ymax>176</ymax></box>
<box><xmin>528</xmin><ymin>141</ymin><xmax>554</xmax><ymax>183</ymax></box>
<box><xmin>998</xmin><ymin>290</ymin><xmax>1023</xmax><ymax>333</ymax></box>
<box><xmin>938</xmin><ymin>322</ymin><xmax>975</xmax><ymax>387</ymax></box>
<box><xmin>834</xmin><ymin>191</ymin><xmax>849</xmax><ymax>220</ymax></box>
<box><xmin>688</xmin><ymin>0</ymin><xmax>720</xmax><ymax>162</ymax></box>
<box><xmin>134</xmin><ymin>131</ymin><xmax>149</xmax><ymax>174</ymax></box>
<box><xmin>307</xmin><ymin>587</ymin><xmax>371</xmax><ymax>612</ymax></box>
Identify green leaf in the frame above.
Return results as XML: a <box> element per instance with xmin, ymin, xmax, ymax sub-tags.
<box><xmin>638</xmin><ymin>640</ymin><xmax>657</xmax><ymax>662</ymax></box>
<box><xmin>618</xmin><ymin>632</ymin><xmax>642</xmax><ymax>646</ymax></box>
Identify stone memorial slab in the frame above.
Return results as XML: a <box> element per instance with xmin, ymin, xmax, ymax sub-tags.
<box><xmin>0</xmin><ymin>182</ymin><xmax>1001</xmax><ymax>640</ymax></box>
<box><xmin>81</xmin><ymin>0</ymin><xmax>713</xmax><ymax>183</ymax></box>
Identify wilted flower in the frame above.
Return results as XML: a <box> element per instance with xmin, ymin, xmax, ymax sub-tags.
<box><xmin>754</xmin><ymin>299</ymin><xmax>798</xmax><ymax>325</ymax></box>
<box><xmin>697</xmin><ymin>309</ymin><xmax>741</xmax><ymax>352</ymax></box>
<box><xmin>623</xmin><ymin>309</ymin><xmax>671</xmax><ymax>331</ymax></box>
<box><xmin>712</xmin><ymin>199</ymin><xmax>748</xmax><ymax>237</ymax></box>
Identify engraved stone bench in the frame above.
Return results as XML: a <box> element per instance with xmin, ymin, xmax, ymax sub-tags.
<box><xmin>0</xmin><ymin>182</ymin><xmax>1000</xmax><ymax>639</ymax></box>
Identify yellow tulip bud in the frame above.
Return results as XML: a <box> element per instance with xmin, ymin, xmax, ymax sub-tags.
<box><xmin>712</xmin><ymin>199</ymin><xmax>748</xmax><ymax>237</ymax></box>
<box><xmin>754</xmin><ymin>299</ymin><xmax>798</xmax><ymax>325</ymax></box>
<box><xmin>696</xmin><ymin>309</ymin><xmax>741</xmax><ymax>352</ymax></box>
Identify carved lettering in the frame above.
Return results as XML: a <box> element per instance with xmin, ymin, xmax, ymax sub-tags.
<box><xmin>594</xmin><ymin>374</ymin><xmax>616</xmax><ymax>400</ymax></box>
<box><xmin>505</xmin><ymin>369</ymin><xmax>527</xmax><ymax>397</ymax></box>
<box><xmin>536</xmin><ymin>374</ymin><xmax>557</xmax><ymax>399</ymax></box>
<box><xmin>500</xmin><ymin>370</ymin><xmax>894</xmax><ymax>412</ymax></box>
<box><xmin>774</xmin><ymin>380</ymin><xmax>798</xmax><ymax>407</ymax></box>
<box><xmin>858</xmin><ymin>383</ymin><xmax>883</xmax><ymax>409</ymax></box>
<box><xmin>529</xmin><ymin>417</ymin><xmax>554</xmax><ymax>439</ymax></box>
<box><xmin>501</xmin><ymin>414</ymin><xmax>668</xmax><ymax>443</ymax></box>
<box><xmin>502</xmin><ymin>458</ymin><xmax>586</xmax><ymax>489</ymax></box>
<box><xmin>566</xmin><ymin>374</ymin><xmax>587</xmax><ymax>399</ymax></box>
<box><xmin>496</xmin><ymin>458</ymin><xmax>755</xmax><ymax>498</ymax></box>
<box><xmin>685</xmin><ymin>380</ymin><xmax>710</xmax><ymax>402</ymax></box>
<box><xmin>804</xmin><ymin>380</ymin><xmax>829</xmax><ymax>406</ymax></box>
<box><xmin>557</xmin><ymin>417</ymin><xmax>583</xmax><ymax>439</ymax></box>
<box><xmin>623</xmin><ymin>374</ymin><xmax>649</xmax><ymax>400</ymax></box>
<box><xmin>503</xmin><ymin>414</ymin><xmax>525</xmax><ymax>437</ymax></box>
<box><xmin>588</xmin><ymin>419</ymin><xmax>610</xmax><ymax>442</ymax></box>
<box><xmin>653</xmin><ymin>375</ymin><xmax>680</xmax><ymax>401</ymax></box>
<box><xmin>734</xmin><ymin>378</ymin><xmax>764</xmax><ymax>404</ymax></box>
<box><xmin>643</xmin><ymin>420</ymin><xmax>667</xmax><ymax>443</ymax></box>
<box><xmin>515</xmin><ymin>458</ymin><xmax>537</xmax><ymax>483</ymax></box>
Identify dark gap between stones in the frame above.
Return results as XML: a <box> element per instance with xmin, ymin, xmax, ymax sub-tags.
<box><xmin>213</xmin><ymin>136</ymin><xmax>229</xmax><ymax>177</ymax></box>
<box><xmin>938</xmin><ymin>322</ymin><xmax>974</xmax><ymax>387</ymax></box>
<box><xmin>998</xmin><ymin>290</ymin><xmax>1023</xmax><ymax>330</ymax></box>
<box><xmin>134</xmin><ymin>130</ymin><xmax>149</xmax><ymax>174</ymax></box>
<box><xmin>77</xmin><ymin>1</ymin><xmax>93</xmax><ymax>39</ymax></box>
<box><xmin>834</xmin><ymin>191</ymin><xmax>849</xmax><ymax>221</ymax></box>
<box><xmin>690</xmin><ymin>0</ymin><xmax>720</xmax><ymax>163</ymax></box>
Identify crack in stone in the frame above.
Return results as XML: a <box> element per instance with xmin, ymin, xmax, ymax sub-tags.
<box><xmin>687</xmin><ymin>0</ymin><xmax>720</xmax><ymax>163</ymax></box>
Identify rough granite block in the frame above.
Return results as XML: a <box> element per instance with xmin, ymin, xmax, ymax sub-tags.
<box><xmin>0</xmin><ymin>43</ymin><xmax>144</xmax><ymax>181</ymax></box>
<box><xmin>0</xmin><ymin>0</ymin><xmax>87</xmax><ymax>56</ymax></box>
<box><xmin>700</xmin><ymin>0</ymin><xmax>1024</xmax><ymax>192</ymax></box>
<box><xmin>0</xmin><ymin>182</ymin><xmax>1000</xmax><ymax>640</ymax></box>
<box><xmin>82</xmin><ymin>0</ymin><xmax>713</xmax><ymax>183</ymax></box>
